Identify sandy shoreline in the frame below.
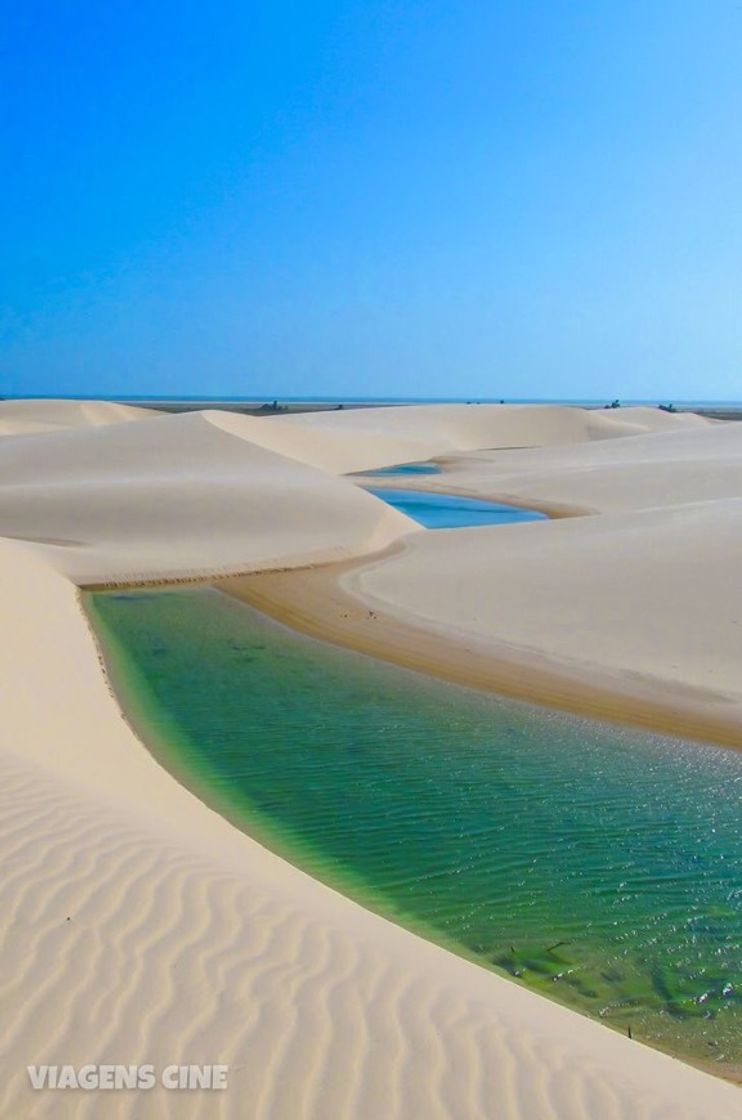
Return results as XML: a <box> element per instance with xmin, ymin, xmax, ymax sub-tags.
<box><xmin>84</xmin><ymin>538</ymin><xmax>742</xmax><ymax>750</ymax></box>
<box><xmin>219</xmin><ymin>548</ymin><xmax>742</xmax><ymax>750</ymax></box>
<box><xmin>351</xmin><ymin>470</ymin><xmax>595</xmax><ymax>519</ymax></box>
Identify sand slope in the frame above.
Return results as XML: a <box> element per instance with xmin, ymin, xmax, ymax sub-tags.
<box><xmin>0</xmin><ymin>397</ymin><xmax>710</xmax><ymax>476</ymax></box>
<box><xmin>198</xmin><ymin>403</ymin><xmax>660</xmax><ymax>478</ymax></box>
<box><xmin>2</xmin><ymin>401</ymin><xmax>705</xmax><ymax>585</ymax></box>
<box><xmin>0</xmin><ymin>397</ymin><xmax>155</xmax><ymax>436</ymax></box>
<box><xmin>382</xmin><ymin>420</ymin><xmax>742</xmax><ymax>514</ymax></box>
<box><xmin>338</xmin><ymin>412</ymin><xmax>742</xmax><ymax>747</ymax></box>
<box><xmin>270</xmin><ymin>402</ymin><xmax>709</xmax><ymax>473</ymax></box>
<box><xmin>347</xmin><ymin>501</ymin><xmax>742</xmax><ymax>733</ymax></box>
<box><xmin>0</xmin><ymin>411</ymin><xmax>414</xmax><ymax>583</ymax></box>
<box><xmin>1</xmin><ymin>540</ymin><xmax>739</xmax><ymax>1119</ymax></box>
<box><xmin>341</xmin><ymin>411</ymin><xmax>742</xmax><ymax>744</ymax></box>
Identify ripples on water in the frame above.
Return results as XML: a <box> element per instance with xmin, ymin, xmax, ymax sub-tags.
<box><xmin>88</xmin><ymin>588</ymin><xmax>742</xmax><ymax>1067</ymax></box>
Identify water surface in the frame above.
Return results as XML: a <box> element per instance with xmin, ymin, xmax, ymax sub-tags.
<box><xmin>367</xmin><ymin>487</ymin><xmax>546</xmax><ymax>528</ymax></box>
<box><xmin>87</xmin><ymin>587</ymin><xmax>742</xmax><ymax>1069</ymax></box>
<box><xmin>360</xmin><ymin>460</ymin><xmax>441</xmax><ymax>477</ymax></box>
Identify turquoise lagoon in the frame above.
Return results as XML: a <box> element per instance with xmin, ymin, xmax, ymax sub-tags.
<box><xmin>360</xmin><ymin>460</ymin><xmax>442</xmax><ymax>477</ymax></box>
<box><xmin>87</xmin><ymin>587</ymin><xmax>742</xmax><ymax>1069</ymax></box>
<box><xmin>366</xmin><ymin>487</ymin><xmax>546</xmax><ymax>528</ymax></box>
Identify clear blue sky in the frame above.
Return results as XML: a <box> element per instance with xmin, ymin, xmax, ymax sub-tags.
<box><xmin>2</xmin><ymin>1</ymin><xmax>741</xmax><ymax>400</ymax></box>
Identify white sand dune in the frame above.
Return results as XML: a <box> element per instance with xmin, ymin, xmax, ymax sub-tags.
<box><xmin>1</xmin><ymin>398</ymin><xmax>741</xmax><ymax>1117</ymax></box>
<box><xmin>1</xmin><ymin>401</ymin><xmax>703</xmax><ymax>585</ymax></box>
<box><xmin>382</xmin><ymin>420</ymin><xmax>742</xmax><ymax>514</ymax></box>
<box><xmin>348</xmin><ymin>499</ymin><xmax>742</xmax><ymax>727</ymax></box>
<box><xmin>270</xmin><ymin>402</ymin><xmax>709</xmax><ymax>473</ymax></box>
<box><xmin>345</xmin><ymin>417</ymin><xmax>742</xmax><ymax>743</ymax></box>
<box><xmin>0</xmin><ymin>411</ymin><xmax>413</xmax><ymax>584</ymax></box>
<box><xmin>0</xmin><ymin>401</ymin><xmax>713</xmax><ymax>584</ymax></box>
<box><xmin>0</xmin><ymin>540</ymin><xmax>739</xmax><ymax>1119</ymax></box>
<box><xmin>0</xmin><ymin>397</ymin><xmax>155</xmax><ymax>436</ymax></box>
<box><xmin>197</xmin><ymin>403</ymin><xmax>711</xmax><ymax>476</ymax></box>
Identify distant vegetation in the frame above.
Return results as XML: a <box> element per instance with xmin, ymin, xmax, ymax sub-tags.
<box><xmin>257</xmin><ymin>400</ymin><xmax>289</xmax><ymax>414</ymax></box>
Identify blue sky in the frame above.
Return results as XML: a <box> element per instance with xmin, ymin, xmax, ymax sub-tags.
<box><xmin>2</xmin><ymin>1</ymin><xmax>741</xmax><ymax>400</ymax></box>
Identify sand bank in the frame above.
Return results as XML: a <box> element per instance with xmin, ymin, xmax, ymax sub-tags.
<box><xmin>0</xmin><ymin>410</ymin><xmax>415</xmax><ymax>583</ymax></box>
<box><xmin>340</xmin><ymin>416</ymin><xmax>742</xmax><ymax>748</ymax></box>
<box><xmin>221</xmin><ymin>533</ymin><xmax>742</xmax><ymax>750</ymax></box>
<box><xmin>352</xmin><ymin>419</ymin><xmax>742</xmax><ymax>515</ymax></box>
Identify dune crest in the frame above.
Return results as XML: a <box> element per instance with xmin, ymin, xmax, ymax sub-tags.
<box><xmin>0</xmin><ymin>410</ymin><xmax>414</xmax><ymax>583</ymax></box>
<box><xmin>0</xmin><ymin>397</ymin><xmax>156</xmax><ymax>436</ymax></box>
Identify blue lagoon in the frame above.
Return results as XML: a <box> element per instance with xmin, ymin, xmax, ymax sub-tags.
<box><xmin>365</xmin><ymin>488</ymin><xmax>547</xmax><ymax>529</ymax></box>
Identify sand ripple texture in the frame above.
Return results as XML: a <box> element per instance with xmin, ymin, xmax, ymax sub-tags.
<box><xmin>2</xmin><ymin>747</ymin><xmax>741</xmax><ymax>1120</ymax></box>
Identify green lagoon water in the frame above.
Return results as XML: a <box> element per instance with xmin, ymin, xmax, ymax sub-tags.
<box><xmin>87</xmin><ymin>587</ymin><xmax>742</xmax><ymax>1068</ymax></box>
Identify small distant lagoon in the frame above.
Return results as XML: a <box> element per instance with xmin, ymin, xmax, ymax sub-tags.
<box><xmin>367</xmin><ymin>487</ymin><xmax>547</xmax><ymax>529</ymax></box>
<box><xmin>88</xmin><ymin>587</ymin><xmax>742</xmax><ymax>1071</ymax></box>
<box><xmin>358</xmin><ymin>460</ymin><xmax>442</xmax><ymax>477</ymax></box>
